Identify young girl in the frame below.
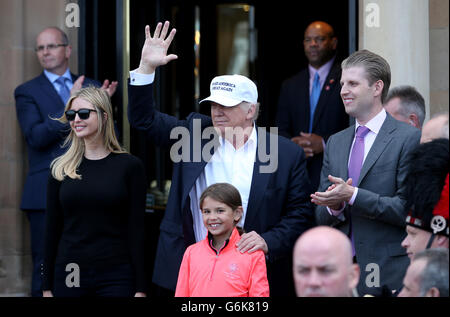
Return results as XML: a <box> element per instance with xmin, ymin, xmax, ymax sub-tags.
<box><xmin>42</xmin><ymin>86</ymin><xmax>147</xmax><ymax>297</ymax></box>
<box><xmin>175</xmin><ymin>183</ymin><xmax>269</xmax><ymax>297</ymax></box>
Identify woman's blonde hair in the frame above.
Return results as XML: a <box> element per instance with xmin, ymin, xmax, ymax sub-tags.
<box><xmin>51</xmin><ymin>86</ymin><xmax>126</xmax><ymax>180</ymax></box>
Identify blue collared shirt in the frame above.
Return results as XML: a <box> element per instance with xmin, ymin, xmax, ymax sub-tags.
<box><xmin>44</xmin><ymin>68</ymin><xmax>74</xmax><ymax>95</ymax></box>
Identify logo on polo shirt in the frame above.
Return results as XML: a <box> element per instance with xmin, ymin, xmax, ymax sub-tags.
<box><xmin>224</xmin><ymin>263</ymin><xmax>240</xmax><ymax>280</ymax></box>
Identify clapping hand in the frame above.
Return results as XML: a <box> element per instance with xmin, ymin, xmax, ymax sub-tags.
<box><xmin>310</xmin><ymin>175</ymin><xmax>354</xmax><ymax>210</ymax></box>
<box><xmin>100</xmin><ymin>79</ymin><xmax>118</xmax><ymax>97</ymax></box>
<box><xmin>71</xmin><ymin>75</ymin><xmax>118</xmax><ymax>97</ymax></box>
<box><xmin>70</xmin><ymin>75</ymin><xmax>84</xmax><ymax>95</ymax></box>
<box><xmin>137</xmin><ymin>21</ymin><xmax>178</xmax><ymax>74</ymax></box>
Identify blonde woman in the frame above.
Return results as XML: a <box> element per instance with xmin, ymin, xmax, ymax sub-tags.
<box><xmin>42</xmin><ymin>87</ymin><xmax>147</xmax><ymax>297</ymax></box>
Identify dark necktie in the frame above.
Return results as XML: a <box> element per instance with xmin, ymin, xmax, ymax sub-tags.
<box><xmin>56</xmin><ymin>76</ymin><xmax>70</xmax><ymax>104</ymax></box>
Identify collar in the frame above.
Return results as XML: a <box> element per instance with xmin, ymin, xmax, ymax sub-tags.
<box><xmin>308</xmin><ymin>55</ymin><xmax>336</xmax><ymax>80</ymax></box>
<box><xmin>219</xmin><ymin>122</ymin><xmax>258</xmax><ymax>150</ymax></box>
<box><xmin>355</xmin><ymin>108</ymin><xmax>386</xmax><ymax>135</ymax></box>
<box><xmin>207</xmin><ymin>227</ymin><xmax>241</xmax><ymax>255</ymax></box>
<box><xmin>44</xmin><ymin>68</ymin><xmax>71</xmax><ymax>84</ymax></box>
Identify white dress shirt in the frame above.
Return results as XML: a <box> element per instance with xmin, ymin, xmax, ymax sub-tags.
<box><xmin>129</xmin><ymin>70</ymin><xmax>155</xmax><ymax>85</ymax></box>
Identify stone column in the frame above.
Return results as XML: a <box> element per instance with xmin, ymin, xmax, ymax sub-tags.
<box><xmin>359</xmin><ymin>0</ymin><xmax>431</xmax><ymax>119</ymax></box>
<box><xmin>429</xmin><ymin>0</ymin><xmax>449</xmax><ymax>116</ymax></box>
<box><xmin>0</xmin><ymin>0</ymin><xmax>77</xmax><ymax>296</ymax></box>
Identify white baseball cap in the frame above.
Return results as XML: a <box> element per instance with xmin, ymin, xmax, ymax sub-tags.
<box><xmin>199</xmin><ymin>74</ymin><xmax>258</xmax><ymax>107</ymax></box>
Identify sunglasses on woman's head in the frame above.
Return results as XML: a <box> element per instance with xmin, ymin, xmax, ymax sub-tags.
<box><xmin>65</xmin><ymin>108</ymin><xmax>97</xmax><ymax>121</ymax></box>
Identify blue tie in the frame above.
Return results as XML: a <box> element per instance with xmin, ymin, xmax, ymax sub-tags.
<box><xmin>56</xmin><ymin>77</ymin><xmax>70</xmax><ymax>104</ymax></box>
<box><xmin>309</xmin><ymin>72</ymin><xmax>321</xmax><ymax>133</ymax></box>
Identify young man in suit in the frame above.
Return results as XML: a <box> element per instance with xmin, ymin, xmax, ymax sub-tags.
<box><xmin>276</xmin><ymin>21</ymin><xmax>349</xmax><ymax>191</ymax></box>
<box><xmin>311</xmin><ymin>49</ymin><xmax>421</xmax><ymax>296</ymax></box>
<box><xmin>128</xmin><ymin>21</ymin><xmax>315</xmax><ymax>296</ymax></box>
<box><xmin>14</xmin><ymin>27</ymin><xmax>117</xmax><ymax>297</ymax></box>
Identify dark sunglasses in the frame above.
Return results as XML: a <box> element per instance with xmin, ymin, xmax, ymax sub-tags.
<box><xmin>65</xmin><ymin>108</ymin><xmax>98</xmax><ymax>121</ymax></box>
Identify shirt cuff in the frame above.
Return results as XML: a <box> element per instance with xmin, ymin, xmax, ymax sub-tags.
<box><xmin>129</xmin><ymin>70</ymin><xmax>155</xmax><ymax>86</ymax></box>
<box><xmin>348</xmin><ymin>187</ymin><xmax>358</xmax><ymax>205</ymax></box>
<box><xmin>327</xmin><ymin>203</ymin><xmax>346</xmax><ymax>221</ymax></box>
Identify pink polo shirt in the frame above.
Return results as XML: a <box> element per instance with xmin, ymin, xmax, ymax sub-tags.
<box><xmin>175</xmin><ymin>228</ymin><xmax>270</xmax><ymax>297</ymax></box>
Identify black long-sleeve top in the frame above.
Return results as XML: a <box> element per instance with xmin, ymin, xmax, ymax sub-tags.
<box><xmin>42</xmin><ymin>152</ymin><xmax>147</xmax><ymax>293</ymax></box>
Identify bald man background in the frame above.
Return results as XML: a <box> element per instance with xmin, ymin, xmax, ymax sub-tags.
<box><xmin>276</xmin><ymin>21</ymin><xmax>349</xmax><ymax>191</ymax></box>
<box><xmin>420</xmin><ymin>112</ymin><xmax>449</xmax><ymax>143</ymax></box>
<box><xmin>293</xmin><ymin>226</ymin><xmax>360</xmax><ymax>297</ymax></box>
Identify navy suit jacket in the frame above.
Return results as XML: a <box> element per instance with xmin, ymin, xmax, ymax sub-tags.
<box><xmin>15</xmin><ymin>72</ymin><xmax>100</xmax><ymax>210</ymax></box>
<box><xmin>128</xmin><ymin>82</ymin><xmax>315</xmax><ymax>295</ymax></box>
<box><xmin>276</xmin><ymin>60</ymin><xmax>349</xmax><ymax>191</ymax></box>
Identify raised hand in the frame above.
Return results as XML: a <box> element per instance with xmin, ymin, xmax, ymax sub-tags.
<box><xmin>137</xmin><ymin>21</ymin><xmax>178</xmax><ymax>74</ymax></box>
<box><xmin>101</xmin><ymin>79</ymin><xmax>119</xmax><ymax>97</ymax></box>
<box><xmin>70</xmin><ymin>75</ymin><xmax>84</xmax><ymax>95</ymax></box>
<box><xmin>71</xmin><ymin>76</ymin><xmax>118</xmax><ymax>97</ymax></box>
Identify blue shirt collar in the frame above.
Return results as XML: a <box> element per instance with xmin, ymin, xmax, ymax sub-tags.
<box><xmin>44</xmin><ymin>68</ymin><xmax>72</xmax><ymax>84</ymax></box>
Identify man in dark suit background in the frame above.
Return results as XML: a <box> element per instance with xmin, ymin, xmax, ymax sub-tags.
<box><xmin>14</xmin><ymin>27</ymin><xmax>117</xmax><ymax>297</ymax></box>
<box><xmin>311</xmin><ymin>49</ymin><xmax>421</xmax><ymax>296</ymax></box>
<box><xmin>128</xmin><ymin>22</ymin><xmax>315</xmax><ymax>296</ymax></box>
<box><xmin>276</xmin><ymin>21</ymin><xmax>349</xmax><ymax>191</ymax></box>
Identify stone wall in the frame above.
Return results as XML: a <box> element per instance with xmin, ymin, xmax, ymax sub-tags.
<box><xmin>429</xmin><ymin>0</ymin><xmax>449</xmax><ymax>116</ymax></box>
<box><xmin>359</xmin><ymin>0</ymin><xmax>431</xmax><ymax>117</ymax></box>
<box><xmin>0</xmin><ymin>0</ymin><xmax>77</xmax><ymax>296</ymax></box>
<box><xmin>359</xmin><ymin>0</ymin><xmax>449</xmax><ymax>119</ymax></box>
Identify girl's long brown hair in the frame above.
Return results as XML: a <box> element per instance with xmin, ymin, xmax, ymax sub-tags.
<box><xmin>199</xmin><ymin>183</ymin><xmax>245</xmax><ymax>235</ymax></box>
